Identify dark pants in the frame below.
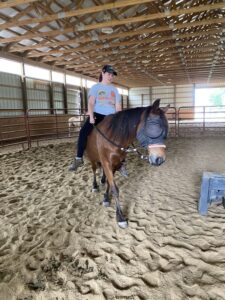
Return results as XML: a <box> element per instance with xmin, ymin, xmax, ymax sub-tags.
<box><xmin>76</xmin><ymin>112</ymin><xmax>105</xmax><ymax>158</ymax></box>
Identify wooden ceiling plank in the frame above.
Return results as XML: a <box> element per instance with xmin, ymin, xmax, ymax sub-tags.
<box><xmin>1</xmin><ymin>3</ymin><xmax>224</xmax><ymax>44</ymax></box>
<box><xmin>0</xmin><ymin>0</ymin><xmax>38</xmax><ymax>9</ymax></box>
<box><xmin>39</xmin><ymin>37</ymin><xmax>220</xmax><ymax>66</ymax></box>
<box><xmin>26</xmin><ymin>29</ymin><xmax>220</xmax><ymax>58</ymax></box>
<box><xmin>0</xmin><ymin>0</ymin><xmax>155</xmax><ymax>30</ymax></box>
<box><xmin>6</xmin><ymin>18</ymin><xmax>225</xmax><ymax>56</ymax></box>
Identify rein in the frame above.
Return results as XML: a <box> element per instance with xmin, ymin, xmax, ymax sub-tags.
<box><xmin>93</xmin><ymin>125</ymin><xmax>130</xmax><ymax>152</ymax></box>
<box><xmin>94</xmin><ymin>125</ymin><xmax>137</xmax><ymax>153</ymax></box>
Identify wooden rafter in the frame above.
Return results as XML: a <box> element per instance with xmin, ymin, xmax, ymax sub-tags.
<box><xmin>0</xmin><ymin>0</ymin><xmax>224</xmax><ymax>87</ymax></box>
<box><xmin>0</xmin><ymin>0</ymin><xmax>38</xmax><ymax>9</ymax></box>
<box><xmin>0</xmin><ymin>0</ymin><xmax>156</xmax><ymax>30</ymax></box>
<box><xmin>0</xmin><ymin>2</ymin><xmax>224</xmax><ymax>44</ymax></box>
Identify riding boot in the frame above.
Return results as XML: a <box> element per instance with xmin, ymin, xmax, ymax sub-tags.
<box><xmin>118</xmin><ymin>163</ymin><xmax>128</xmax><ymax>177</ymax></box>
<box><xmin>68</xmin><ymin>157</ymin><xmax>84</xmax><ymax>171</ymax></box>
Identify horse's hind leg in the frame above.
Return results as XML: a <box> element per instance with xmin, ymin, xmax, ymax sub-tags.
<box><xmin>100</xmin><ymin>168</ymin><xmax>106</xmax><ymax>185</ymax></box>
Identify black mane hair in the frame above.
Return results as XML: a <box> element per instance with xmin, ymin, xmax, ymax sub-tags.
<box><xmin>107</xmin><ymin>105</ymin><xmax>153</xmax><ymax>142</ymax></box>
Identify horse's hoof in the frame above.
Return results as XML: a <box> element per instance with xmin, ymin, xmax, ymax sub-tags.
<box><xmin>92</xmin><ymin>188</ymin><xmax>98</xmax><ymax>192</ymax></box>
<box><xmin>102</xmin><ymin>201</ymin><xmax>110</xmax><ymax>207</ymax></box>
<box><xmin>118</xmin><ymin>221</ymin><xmax>128</xmax><ymax>229</ymax></box>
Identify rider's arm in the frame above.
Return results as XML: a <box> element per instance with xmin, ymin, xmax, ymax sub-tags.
<box><xmin>88</xmin><ymin>95</ymin><xmax>95</xmax><ymax>124</ymax></box>
<box><xmin>115</xmin><ymin>89</ymin><xmax>122</xmax><ymax>112</ymax></box>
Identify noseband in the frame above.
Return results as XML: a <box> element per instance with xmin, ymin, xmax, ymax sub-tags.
<box><xmin>148</xmin><ymin>144</ymin><xmax>166</xmax><ymax>149</ymax></box>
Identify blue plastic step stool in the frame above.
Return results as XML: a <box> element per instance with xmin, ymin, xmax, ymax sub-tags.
<box><xmin>199</xmin><ymin>172</ymin><xmax>225</xmax><ymax>215</ymax></box>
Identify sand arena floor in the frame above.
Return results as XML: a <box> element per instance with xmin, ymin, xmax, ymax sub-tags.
<box><xmin>1</xmin><ymin>137</ymin><xmax>225</xmax><ymax>300</ymax></box>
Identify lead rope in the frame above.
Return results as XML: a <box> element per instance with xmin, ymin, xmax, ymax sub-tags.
<box><xmin>93</xmin><ymin>125</ymin><xmax>128</xmax><ymax>151</ymax></box>
<box><xmin>130</xmin><ymin>143</ymin><xmax>149</xmax><ymax>160</ymax></box>
<box><xmin>94</xmin><ymin>125</ymin><xmax>140</xmax><ymax>155</ymax></box>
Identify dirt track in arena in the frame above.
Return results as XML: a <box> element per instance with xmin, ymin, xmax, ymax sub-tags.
<box><xmin>1</xmin><ymin>137</ymin><xmax>225</xmax><ymax>300</ymax></box>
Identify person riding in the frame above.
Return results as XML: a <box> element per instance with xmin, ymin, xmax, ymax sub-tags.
<box><xmin>68</xmin><ymin>64</ymin><xmax>128</xmax><ymax>176</ymax></box>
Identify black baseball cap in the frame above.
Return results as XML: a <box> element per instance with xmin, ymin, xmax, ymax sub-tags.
<box><xmin>102</xmin><ymin>65</ymin><xmax>117</xmax><ymax>76</ymax></box>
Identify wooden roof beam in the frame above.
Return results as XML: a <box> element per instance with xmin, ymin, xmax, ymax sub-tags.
<box><xmin>0</xmin><ymin>0</ymin><xmax>38</xmax><ymax>9</ymax></box>
<box><xmin>0</xmin><ymin>0</ymin><xmax>156</xmax><ymax>30</ymax></box>
<box><xmin>39</xmin><ymin>38</ymin><xmax>219</xmax><ymax>66</ymax></box>
<box><xmin>26</xmin><ymin>33</ymin><xmax>219</xmax><ymax>58</ymax></box>
<box><xmin>0</xmin><ymin>3</ymin><xmax>224</xmax><ymax>44</ymax></box>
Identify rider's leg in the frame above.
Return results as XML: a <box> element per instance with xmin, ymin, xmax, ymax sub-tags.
<box><xmin>69</xmin><ymin>118</ymin><xmax>93</xmax><ymax>171</ymax></box>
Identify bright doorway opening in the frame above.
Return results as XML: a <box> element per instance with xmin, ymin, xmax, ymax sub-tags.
<box><xmin>195</xmin><ymin>88</ymin><xmax>225</xmax><ymax>122</ymax></box>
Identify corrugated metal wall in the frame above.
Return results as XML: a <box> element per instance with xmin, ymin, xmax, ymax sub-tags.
<box><xmin>152</xmin><ymin>86</ymin><xmax>175</xmax><ymax>106</ymax></box>
<box><xmin>0</xmin><ymin>72</ymin><xmax>83</xmax><ymax>117</ymax></box>
<box><xmin>176</xmin><ymin>84</ymin><xmax>194</xmax><ymax>107</ymax></box>
<box><xmin>53</xmin><ymin>83</ymin><xmax>64</xmax><ymax>113</ymax></box>
<box><xmin>129</xmin><ymin>87</ymin><xmax>151</xmax><ymax>108</ymax></box>
<box><xmin>129</xmin><ymin>84</ymin><xmax>194</xmax><ymax>108</ymax></box>
<box><xmin>66</xmin><ymin>85</ymin><xmax>81</xmax><ymax>114</ymax></box>
<box><xmin>0</xmin><ymin>72</ymin><xmax>23</xmax><ymax>116</ymax></box>
<box><xmin>26</xmin><ymin>78</ymin><xmax>50</xmax><ymax>114</ymax></box>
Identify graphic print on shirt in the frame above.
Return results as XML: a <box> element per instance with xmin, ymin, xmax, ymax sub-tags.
<box><xmin>98</xmin><ymin>90</ymin><xmax>115</xmax><ymax>106</ymax></box>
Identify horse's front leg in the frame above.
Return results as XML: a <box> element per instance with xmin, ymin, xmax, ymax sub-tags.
<box><xmin>102</xmin><ymin>182</ymin><xmax>110</xmax><ymax>207</ymax></box>
<box><xmin>112</xmin><ymin>185</ymin><xmax>128</xmax><ymax>228</ymax></box>
<box><xmin>102</xmin><ymin>162</ymin><xmax>128</xmax><ymax>228</ymax></box>
<box><xmin>92</xmin><ymin>164</ymin><xmax>99</xmax><ymax>192</ymax></box>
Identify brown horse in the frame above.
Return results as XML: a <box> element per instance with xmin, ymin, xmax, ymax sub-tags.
<box><xmin>86</xmin><ymin>99</ymin><xmax>169</xmax><ymax>228</ymax></box>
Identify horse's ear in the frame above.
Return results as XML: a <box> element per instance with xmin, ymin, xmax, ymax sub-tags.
<box><xmin>162</xmin><ymin>104</ymin><xmax>170</xmax><ymax>113</ymax></box>
<box><xmin>152</xmin><ymin>99</ymin><xmax>160</xmax><ymax>111</ymax></box>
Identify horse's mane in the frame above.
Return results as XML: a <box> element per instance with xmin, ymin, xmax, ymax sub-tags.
<box><xmin>106</xmin><ymin>106</ymin><xmax>152</xmax><ymax>142</ymax></box>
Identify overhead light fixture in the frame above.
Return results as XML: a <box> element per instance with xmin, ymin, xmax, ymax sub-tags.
<box><xmin>101</xmin><ymin>27</ymin><xmax>113</xmax><ymax>34</ymax></box>
<box><xmin>164</xmin><ymin>7</ymin><xmax>170</xmax><ymax>16</ymax></box>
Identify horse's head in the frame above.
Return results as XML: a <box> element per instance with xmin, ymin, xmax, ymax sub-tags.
<box><xmin>137</xmin><ymin>99</ymin><xmax>169</xmax><ymax>166</ymax></box>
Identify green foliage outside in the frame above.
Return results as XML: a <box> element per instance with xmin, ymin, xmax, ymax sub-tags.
<box><xmin>209</xmin><ymin>88</ymin><xmax>225</xmax><ymax>106</ymax></box>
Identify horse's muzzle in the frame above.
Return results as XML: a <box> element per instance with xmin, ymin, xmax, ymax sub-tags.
<box><xmin>149</xmin><ymin>154</ymin><xmax>165</xmax><ymax>166</ymax></box>
<box><xmin>148</xmin><ymin>144</ymin><xmax>166</xmax><ymax>166</ymax></box>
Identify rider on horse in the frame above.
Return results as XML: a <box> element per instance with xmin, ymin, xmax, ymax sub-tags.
<box><xmin>68</xmin><ymin>65</ymin><xmax>128</xmax><ymax>177</ymax></box>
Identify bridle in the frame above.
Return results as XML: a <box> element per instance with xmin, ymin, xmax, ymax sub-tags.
<box><xmin>94</xmin><ymin>113</ymin><xmax>167</xmax><ymax>159</ymax></box>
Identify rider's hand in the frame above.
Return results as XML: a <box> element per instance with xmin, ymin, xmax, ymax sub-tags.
<box><xmin>89</xmin><ymin>116</ymin><xmax>95</xmax><ymax>124</ymax></box>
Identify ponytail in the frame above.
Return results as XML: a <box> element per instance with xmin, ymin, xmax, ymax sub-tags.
<box><xmin>99</xmin><ymin>73</ymin><xmax>103</xmax><ymax>82</ymax></box>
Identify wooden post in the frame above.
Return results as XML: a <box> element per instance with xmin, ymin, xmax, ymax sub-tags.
<box><xmin>63</xmin><ymin>84</ymin><xmax>68</xmax><ymax>114</ymax></box>
<box><xmin>49</xmin><ymin>81</ymin><xmax>54</xmax><ymax>114</ymax></box>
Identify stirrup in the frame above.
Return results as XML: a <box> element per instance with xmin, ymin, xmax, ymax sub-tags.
<box><xmin>118</xmin><ymin>164</ymin><xmax>128</xmax><ymax>177</ymax></box>
<box><xmin>68</xmin><ymin>158</ymin><xmax>84</xmax><ymax>171</ymax></box>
